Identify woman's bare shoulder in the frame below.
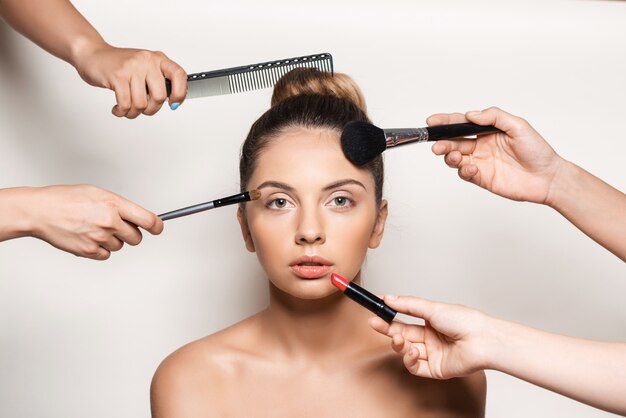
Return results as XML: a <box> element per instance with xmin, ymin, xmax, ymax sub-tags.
<box><xmin>360</xmin><ymin>344</ymin><xmax>487</xmax><ymax>418</ymax></box>
<box><xmin>150</xmin><ymin>314</ymin><xmax>263</xmax><ymax>418</ymax></box>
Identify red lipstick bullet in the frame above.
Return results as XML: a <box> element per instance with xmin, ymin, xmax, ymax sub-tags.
<box><xmin>331</xmin><ymin>273</ymin><xmax>397</xmax><ymax>323</ymax></box>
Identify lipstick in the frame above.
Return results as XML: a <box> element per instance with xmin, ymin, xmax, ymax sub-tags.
<box><xmin>330</xmin><ymin>273</ymin><xmax>396</xmax><ymax>323</ymax></box>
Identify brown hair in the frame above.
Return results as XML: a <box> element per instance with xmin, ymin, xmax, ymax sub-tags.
<box><xmin>240</xmin><ymin>68</ymin><xmax>384</xmax><ymax>204</ymax></box>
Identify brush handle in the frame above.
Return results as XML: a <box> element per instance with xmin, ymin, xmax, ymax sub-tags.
<box><xmin>426</xmin><ymin>123</ymin><xmax>501</xmax><ymax>141</ymax></box>
<box><xmin>158</xmin><ymin>191</ymin><xmax>253</xmax><ymax>221</ymax></box>
<box><xmin>159</xmin><ymin>201</ymin><xmax>216</xmax><ymax>221</ymax></box>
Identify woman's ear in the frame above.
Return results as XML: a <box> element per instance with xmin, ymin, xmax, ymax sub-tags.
<box><xmin>368</xmin><ymin>200</ymin><xmax>388</xmax><ymax>249</ymax></box>
<box><xmin>237</xmin><ymin>207</ymin><xmax>256</xmax><ymax>252</ymax></box>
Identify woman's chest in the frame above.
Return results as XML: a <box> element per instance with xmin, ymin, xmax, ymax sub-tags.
<box><xmin>209</xmin><ymin>363</ymin><xmax>480</xmax><ymax>418</ymax></box>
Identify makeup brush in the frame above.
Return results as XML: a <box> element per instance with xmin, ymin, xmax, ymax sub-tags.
<box><xmin>159</xmin><ymin>190</ymin><xmax>261</xmax><ymax>221</ymax></box>
<box><xmin>341</xmin><ymin>121</ymin><xmax>502</xmax><ymax>166</ymax></box>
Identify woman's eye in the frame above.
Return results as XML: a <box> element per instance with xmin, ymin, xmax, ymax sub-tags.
<box><xmin>330</xmin><ymin>196</ymin><xmax>353</xmax><ymax>207</ymax></box>
<box><xmin>268</xmin><ymin>198</ymin><xmax>290</xmax><ymax>209</ymax></box>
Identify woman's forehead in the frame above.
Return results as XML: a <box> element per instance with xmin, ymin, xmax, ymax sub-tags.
<box><xmin>250</xmin><ymin>127</ymin><xmax>375</xmax><ymax>189</ymax></box>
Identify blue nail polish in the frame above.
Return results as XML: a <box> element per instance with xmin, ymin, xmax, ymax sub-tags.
<box><xmin>170</xmin><ymin>102</ymin><xmax>180</xmax><ymax>111</ymax></box>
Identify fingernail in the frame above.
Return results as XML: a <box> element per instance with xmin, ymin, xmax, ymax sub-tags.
<box><xmin>466</xmin><ymin>110</ymin><xmax>481</xmax><ymax>116</ymax></box>
<box><xmin>386</xmin><ymin>294</ymin><xmax>398</xmax><ymax>301</ymax></box>
<box><xmin>170</xmin><ymin>102</ymin><xmax>180</xmax><ymax>111</ymax></box>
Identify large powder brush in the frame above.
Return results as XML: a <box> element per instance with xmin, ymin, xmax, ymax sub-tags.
<box><xmin>341</xmin><ymin>121</ymin><xmax>502</xmax><ymax>166</ymax></box>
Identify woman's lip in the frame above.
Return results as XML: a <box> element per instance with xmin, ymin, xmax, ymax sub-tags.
<box><xmin>290</xmin><ymin>265</ymin><xmax>332</xmax><ymax>279</ymax></box>
<box><xmin>289</xmin><ymin>255</ymin><xmax>333</xmax><ymax>267</ymax></box>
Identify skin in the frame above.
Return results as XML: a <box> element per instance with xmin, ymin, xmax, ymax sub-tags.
<box><xmin>370</xmin><ymin>296</ymin><xmax>626</xmax><ymax>416</ymax></box>
<box><xmin>0</xmin><ymin>0</ymin><xmax>177</xmax><ymax>258</ymax></box>
<box><xmin>365</xmin><ymin>107</ymin><xmax>626</xmax><ymax>414</ymax></box>
<box><xmin>429</xmin><ymin>106</ymin><xmax>626</xmax><ymax>262</ymax></box>
<box><xmin>0</xmin><ymin>0</ymin><xmax>187</xmax><ymax>117</ymax></box>
<box><xmin>151</xmin><ymin>128</ymin><xmax>486</xmax><ymax>418</ymax></box>
<box><xmin>0</xmin><ymin>185</ymin><xmax>163</xmax><ymax>260</ymax></box>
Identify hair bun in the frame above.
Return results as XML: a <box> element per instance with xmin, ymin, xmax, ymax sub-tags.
<box><xmin>271</xmin><ymin>68</ymin><xmax>367</xmax><ymax>113</ymax></box>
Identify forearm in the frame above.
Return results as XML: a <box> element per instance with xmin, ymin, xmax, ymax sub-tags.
<box><xmin>0</xmin><ymin>187</ymin><xmax>37</xmax><ymax>241</ymax></box>
<box><xmin>0</xmin><ymin>0</ymin><xmax>106</xmax><ymax>67</ymax></box>
<box><xmin>546</xmin><ymin>159</ymin><xmax>626</xmax><ymax>262</ymax></box>
<box><xmin>484</xmin><ymin>317</ymin><xmax>626</xmax><ymax>415</ymax></box>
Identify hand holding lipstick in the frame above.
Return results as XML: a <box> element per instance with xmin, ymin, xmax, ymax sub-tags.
<box><xmin>369</xmin><ymin>295</ymin><xmax>489</xmax><ymax>380</ymax></box>
<box><xmin>370</xmin><ymin>295</ymin><xmax>626</xmax><ymax>416</ymax></box>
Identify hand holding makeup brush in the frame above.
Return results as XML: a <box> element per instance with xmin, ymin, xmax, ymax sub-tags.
<box><xmin>0</xmin><ymin>185</ymin><xmax>163</xmax><ymax>260</ymax></box>
<box><xmin>430</xmin><ymin>107</ymin><xmax>562</xmax><ymax>204</ymax></box>
<box><xmin>370</xmin><ymin>295</ymin><xmax>626</xmax><ymax>416</ymax></box>
<box><xmin>430</xmin><ymin>107</ymin><xmax>626</xmax><ymax>262</ymax></box>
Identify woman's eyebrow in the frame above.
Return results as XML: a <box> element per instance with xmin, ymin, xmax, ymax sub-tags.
<box><xmin>256</xmin><ymin>181</ymin><xmax>295</xmax><ymax>192</ymax></box>
<box><xmin>323</xmin><ymin>179</ymin><xmax>367</xmax><ymax>191</ymax></box>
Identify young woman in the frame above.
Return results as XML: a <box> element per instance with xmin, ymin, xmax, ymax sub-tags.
<box><xmin>150</xmin><ymin>69</ymin><xmax>486</xmax><ymax>417</ymax></box>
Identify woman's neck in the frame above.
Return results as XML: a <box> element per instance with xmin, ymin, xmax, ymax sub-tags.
<box><xmin>258</xmin><ymin>277</ymin><xmax>375</xmax><ymax>361</ymax></box>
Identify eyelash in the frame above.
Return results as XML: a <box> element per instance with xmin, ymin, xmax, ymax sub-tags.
<box><xmin>266</xmin><ymin>197</ymin><xmax>294</xmax><ymax>210</ymax></box>
<box><xmin>326</xmin><ymin>195</ymin><xmax>354</xmax><ymax>209</ymax></box>
<box><xmin>265</xmin><ymin>194</ymin><xmax>355</xmax><ymax>211</ymax></box>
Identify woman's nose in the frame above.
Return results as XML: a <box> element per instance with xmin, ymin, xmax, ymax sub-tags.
<box><xmin>295</xmin><ymin>207</ymin><xmax>325</xmax><ymax>245</ymax></box>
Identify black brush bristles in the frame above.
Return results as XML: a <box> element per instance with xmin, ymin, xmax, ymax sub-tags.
<box><xmin>341</xmin><ymin>121</ymin><xmax>387</xmax><ymax>166</ymax></box>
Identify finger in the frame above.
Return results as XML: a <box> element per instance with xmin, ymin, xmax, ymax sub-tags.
<box><xmin>403</xmin><ymin>346</ymin><xmax>424</xmax><ymax>374</ymax></box>
<box><xmin>383</xmin><ymin>295</ymin><xmax>435</xmax><ymax>321</ymax></box>
<box><xmin>391</xmin><ymin>333</ymin><xmax>426</xmax><ymax>356</ymax></box>
<box><xmin>126</xmin><ymin>75</ymin><xmax>149</xmax><ymax>119</ymax></box>
<box><xmin>431</xmin><ymin>139</ymin><xmax>477</xmax><ymax>156</ymax></box>
<box><xmin>111</xmin><ymin>80</ymin><xmax>132</xmax><ymax>118</ymax></box>
<box><xmin>116</xmin><ymin>198</ymin><xmax>164</xmax><ymax>235</ymax></box>
<box><xmin>370</xmin><ymin>316</ymin><xmax>426</xmax><ymax>343</ymax></box>
<box><xmin>370</xmin><ymin>317</ymin><xmax>414</xmax><ymax>338</ymax></box>
<box><xmin>100</xmin><ymin>235</ymin><xmax>125</xmax><ymax>252</ymax></box>
<box><xmin>444</xmin><ymin>151</ymin><xmax>478</xmax><ymax>170</ymax></box>
<box><xmin>160</xmin><ymin>58</ymin><xmax>187</xmax><ymax>108</ymax></box>
<box><xmin>465</xmin><ymin>106</ymin><xmax>529</xmax><ymax>138</ymax></box>
<box><xmin>391</xmin><ymin>333</ymin><xmax>405</xmax><ymax>353</ymax></box>
<box><xmin>81</xmin><ymin>245</ymin><xmax>111</xmax><ymax>261</ymax></box>
<box><xmin>443</xmin><ymin>150</ymin><xmax>464</xmax><ymax>168</ymax></box>
<box><xmin>408</xmin><ymin>358</ymin><xmax>435</xmax><ymax>379</ymax></box>
<box><xmin>458</xmin><ymin>164</ymin><xmax>480</xmax><ymax>183</ymax></box>
<box><xmin>390</xmin><ymin>335</ymin><xmax>420</xmax><ymax>360</ymax></box>
<box><xmin>369</xmin><ymin>316</ymin><xmax>392</xmax><ymax>335</ymax></box>
<box><xmin>143</xmin><ymin>70</ymin><xmax>168</xmax><ymax>116</ymax></box>
<box><xmin>426</xmin><ymin>112</ymin><xmax>468</xmax><ymax>127</ymax></box>
<box><xmin>400</xmin><ymin>341</ymin><xmax>428</xmax><ymax>360</ymax></box>
<box><xmin>113</xmin><ymin>220</ymin><xmax>144</xmax><ymax>246</ymax></box>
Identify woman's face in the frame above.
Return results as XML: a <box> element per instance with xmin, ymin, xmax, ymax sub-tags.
<box><xmin>238</xmin><ymin>127</ymin><xmax>387</xmax><ymax>300</ymax></box>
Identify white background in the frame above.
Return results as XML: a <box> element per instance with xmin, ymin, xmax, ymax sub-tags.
<box><xmin>1</xmin><ymin>1</ymin><xmax>625</xmax><ymax>417</ymax></box>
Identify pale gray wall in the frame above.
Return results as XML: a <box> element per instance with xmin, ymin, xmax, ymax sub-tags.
<box><xmin>1</xmin><ymin>1</ymin><xmax>625</xmax><ymax>417</ymax></box>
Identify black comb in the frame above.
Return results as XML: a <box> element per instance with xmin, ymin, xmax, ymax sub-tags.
<box><xmin>165</xmin><ymin>52</ymin><xmax>334</xmax><ymax>99</ymax></box>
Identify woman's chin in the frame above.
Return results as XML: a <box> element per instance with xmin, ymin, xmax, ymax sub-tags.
<box><xmin>272</xmin><ymin>278</ymin><xmax>339</xmax><ymax>300</ymax></box>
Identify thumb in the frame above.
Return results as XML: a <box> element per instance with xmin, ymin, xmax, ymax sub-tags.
<box><xmin>465</xmin><ymin>106</ymin><xmax>527</xmax><ymax>138</ymax></box>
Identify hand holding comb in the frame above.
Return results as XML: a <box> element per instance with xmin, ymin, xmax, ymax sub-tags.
<box><xmin>164</xmin><ymin>53</ymin><xmax>333</xmax><ymax>100</ymax></box>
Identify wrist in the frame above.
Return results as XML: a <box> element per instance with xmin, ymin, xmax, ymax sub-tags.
<box><xmin>474</xmin><ymin>314</ymin><xmax>516</xmax><ymax>372</ymax></box>
<box><xmin>69</xmin><ymin>34</ymin><xmax>109</xmax><ymax>74</ymax></box>
<box><xmin>0</xmin><ymin>187</ymin><xmax>40</xmax><ymax>240</ymax></box>
<box><xmin>544</xmin><ymin>158</ymin><xmax>581</xmax><ymax>210</ymax></box>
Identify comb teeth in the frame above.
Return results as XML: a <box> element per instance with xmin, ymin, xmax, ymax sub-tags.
<box><xmin>228</xmin><ymin>53</ymin><xmax>334</xmax><ymax>94</ymax></box>
<box><xmin>168</xmin><ymin>53</ymin><xmax>334</xmax><ymax>98</ymax></box>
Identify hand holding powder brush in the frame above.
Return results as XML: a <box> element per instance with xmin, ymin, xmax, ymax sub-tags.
<box><xmin>341</xmin><ymin>121</ymin><xmax>502</xmax><ymax>166</ymax></box>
